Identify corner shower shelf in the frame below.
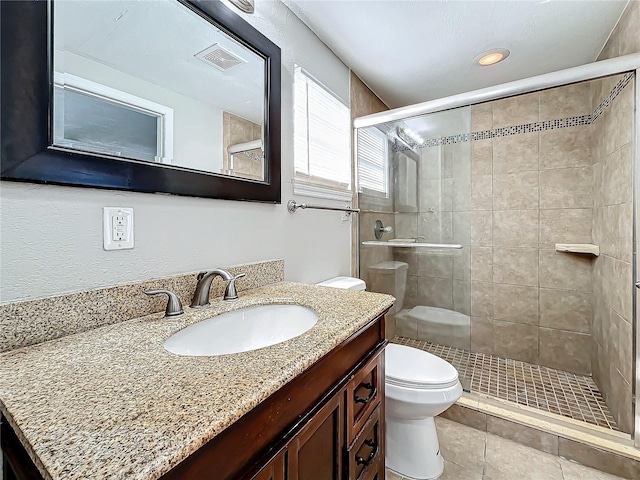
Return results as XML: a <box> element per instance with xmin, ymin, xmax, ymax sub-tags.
<box><xmin>555</xmin><ymin>243</ymin><xmax>600</xmax><ymax>256</ymax></box>
<box><xmin>362</xmin><ymin>241</ymin><xmax>463</xmax><ymax>249</ymax></box>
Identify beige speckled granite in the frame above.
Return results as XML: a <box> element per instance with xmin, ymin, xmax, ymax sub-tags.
<box><xmin>0</xmin><ymin>281</ymin><xmax>394</xmax><ymax>480</ymax></box>
<box><xmin>0</xmin><ymin>259</ymin><xmax>284</xmax><ymax>353</ymax></box>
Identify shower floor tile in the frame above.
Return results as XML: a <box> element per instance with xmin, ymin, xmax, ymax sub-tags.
<box><xmin>392</xmin><ymin>336</ymin><xmax>619</xmax><ymax>431</ymax></box>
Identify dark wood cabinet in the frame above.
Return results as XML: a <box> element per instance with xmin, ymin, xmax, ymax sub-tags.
<box><xmin>2</xmin><ymin>314</ymin><xmax>388</xmax><ymax>480</ymax></box>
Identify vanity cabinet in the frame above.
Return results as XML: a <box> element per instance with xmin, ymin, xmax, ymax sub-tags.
<box><xmin>1</xmin><ymin>313</ymin><xmax>387</xmax><ymax>480</ymax></box>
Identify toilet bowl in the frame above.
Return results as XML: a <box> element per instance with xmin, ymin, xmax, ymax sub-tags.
<box><xmin>385</xmin><ymin>343</ymin><xmax>462</xmax><ymax>479</ymax></box>
<box><xmin>317</xmin><ymin>276</ymin><xmax>462</xmax><ymax>480</ymax></box>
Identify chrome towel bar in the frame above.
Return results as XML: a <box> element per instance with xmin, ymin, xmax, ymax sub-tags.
<box><xmin>287</xmin><ymin>199</ymin><xmax>360</xmax><ymax>214</ymax></box>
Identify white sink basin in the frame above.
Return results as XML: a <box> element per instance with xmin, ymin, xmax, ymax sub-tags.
<box><xmin>164</xmin><ymin>304</ymin><xmax>318</xmax><ymax>356</ymax></box>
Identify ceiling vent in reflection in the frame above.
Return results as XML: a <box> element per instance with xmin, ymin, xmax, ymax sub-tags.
<box><xmin>195</xmin><ymin>44</ymin><xmax>245</xmax><ymax>71</ymax></box>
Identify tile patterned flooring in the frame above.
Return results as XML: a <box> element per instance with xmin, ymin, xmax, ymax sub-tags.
<box><xmin>393</xmin><ymin>337</ymin><xmax>619</xmax><ymax>431</ymax></box>
<box><xmin>385</xmin><ymin>417</ymin><xmax>625</xmax><ymax>480</ymax></box>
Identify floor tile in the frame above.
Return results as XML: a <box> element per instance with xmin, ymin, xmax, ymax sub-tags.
<box><xmin>393</xmin><ymin>336</ymin><xmax>619</xmax><ymax>431</ymax></box>
<box><xmin>440</xmin><ymin>460</ymin><xmax>483</xmax><ymax>479</ymax></box>
<box><xmin>435</xmin><ymin>417</ymin><xmax>486</xmax><ymax>472</ymax></box>
<box><xmin>484</xmin><ymin>432</ymin><xmax>563</xmax><ymax>480</ymax></box>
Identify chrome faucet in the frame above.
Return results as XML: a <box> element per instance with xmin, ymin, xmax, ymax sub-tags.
<box><xmin>190</xmin><ymin>269</ymin><xmax>246</xmax><ymax>307</ymax></box>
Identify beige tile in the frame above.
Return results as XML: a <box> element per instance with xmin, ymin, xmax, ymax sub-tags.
<box><xmin>452</xmin><ymin>211</ymin><xmax>472</xmax><ymax>245</ymax></box>
<box><xmin>471</xmin><ymin>139</ymin><xmax>493</xmax><ymax>175</ymax></box>
<box><xmin>493</xmin><ymin>210</ymin><xmax>538</xmax><ymax>247</ymax></box>
<box><xmin>440</xmin><ymin>460</ymin><xmax>483</xmax><ymax>480</ymax></box>
<box><xmin>403</xmin><ymin>274</ymin><xmax>418</xmax><ymax>310</ymax></box>
<box><xmin>539</xmin><ymin>208</ymin><xmax>591</xmax><ymax>248</ymax></box>
<box><xmin>619</xmin><ymin>202</ymin><xmax>633</xmax><ymax>263</ymax></box>
<box><xmin>486</xmin><ymin>416</ymin><xmax>558</xmax><ymax>455</ymax></box>
<box><xmin>538</xmin><ymin>250</ymin><xmax>592</xmax><ymax>292</ymax></box>
<box><xmin>560</xmin><ymin>459</ymin><xmax>626</xmax><ymax>480</ymax></box>
<box><xmin>538</xmin><ymin>288</ymin><xmax>592</xmax><ymax>333</ymax></box>
<box><xmin>439</xmin><ymin>404</ymin><xmax>488</xmax><ymax>431</ymax></box>
<box><xmin>492</xmin><ymin>92</ymin><xmax>539</xmax><ymax>128</ymax></box>
<box><xmin>618</xmin><ymin>0</ymin><xmax>640</xmax><ymax>56</ymax></box>
<box><xmin>418</xmin><ymin>178</ymin><xmax>442</xmax><ymax>212</ymax></box>
<box><xmin>471</xmin><ymin>211</ymin><xmax>492</xmax><ymax>246</ymax></box>
<box><xmin>539</xmin><ymin>328</ymin><xmax>591</xmax><ymax>375</ymax></box>
<box><xmin>493</xmin><ymin>171</ymin><xmax>539</xmax><ymax>210</ymax></box>
<box><xmin>417</xmin><ymin>253</ymin><xmax>453</xmax><ymax>278</ymax></box>
<box><xmin>539</xmin><ymin>167</ymin><xmax>592</xmax><ymax>209</ymax></box>
<box><xmin>453</xmin><ymin>280</ymin><xmax>471</xmax><ymax>316</ymax></box>
<box><xmin>394</xmin><ymin>213</ymin><xmax>418</xmax><ymax>239</ymax></box>
<box><xmin>471</xmin><ymin>247</ymin><xmax>493</xmax><ymax>283</ymax></box>
<box><xmin>471</xmin><ymin>281</ymin><xmax>494</xmax><ymax>317</ymax></box>
<box><xmin>558</xmin><ymin>438</ymin><xmax>640</xmax><ymax>479</ymax></box>
<box><xmin>539</xmin><ymin>83</ymin><xmax>591</xmax><ymax>121</ymax></box>
<box><xmin>471</xmin><ymin>102</ymin><xmax>493</xmax><ymax>132</ymax></box>
<box><xmin>452</xmin><ymin>176</ymin><xmax>472</xmax><ymax>212</ymax></box>
<box><xmin>435</xmin><ymin>417</ymin><xmax>486</xmax><ymax>471</ymax></box>
<box><xmin>417</xmin><ymin>276</ymin><xmax>453</xmax><ymax>309</ymax></box>
<box><xmin>611</xmin><ymin>259</ymin><xmax>632</xmax><ymax>321</ymax></box>
<box><xmin>453</xmin><ymin>248</ymin><xmax>471</xmax><ymax>281</ymax></box>
<box><xmin>493</xmin><ymin>321</ymin><xmax>539</xmax><ymax>363</ymax></box>
<box><xmin>419</xmin><ymin>211</ymin><xmax>452</xmax><ymax>243</ymax></box>
<box><xmin>493</xmin><ymin>248</ymin><xmax>538</xmax><ymax>287</ymax></box>
<box><xmin>471</xmin><ymin>316</ymin><xmax>494</xmax><ymax>354</ymax></box>
<box><xmin>485</xmin><ymin>432</ymin><xmax>562</xmax><ymax>480</ymax></box>
<box><xmin>616</xmin><ymin>313</ymin><xmax>633</xmax><ymax>385</ymax></box>
<box><xmin>472</xmin><ymin>174</ymin><xmax>493</xmax><ymax>210</ymax></box>
<box><xmin>493</xmin><ymin>284</ymin><xmax>538</xmax><ymax>325</ymax></box>
<box><xmin>603</xmin><ymin>144</ymin><xmax>632</xmax><ymax>206</ymax></box>
<box><xmin>493</xmin><ymin>132</ymin><xmax>539</xmax><ymax>173</ymax></box>
<box><xmin>539</xmin><ymin>126</ymin><xmax>591</xmax><ymax>170</ymax></box>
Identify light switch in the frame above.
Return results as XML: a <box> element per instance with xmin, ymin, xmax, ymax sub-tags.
<box><xmin>103</xmin><ymin>207</ymin><xmax>134</xmax><ymax>250</ymax></box>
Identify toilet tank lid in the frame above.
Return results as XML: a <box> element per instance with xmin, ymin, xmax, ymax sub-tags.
<box><xmin>369</xmin><ymin>261</ymin><xmax>408</xmax><ymax>271</ymax></box>
<box><xmin>316</xmin><ymin>276</ymin><xmax>366</xmax><ymax>291</ymax></box>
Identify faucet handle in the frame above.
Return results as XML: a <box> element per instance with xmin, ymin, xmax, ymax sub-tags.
<box><xmin>223</xmin><ymin>273</ymin><xmax>246</xmax><ymax>301</ymax></box>
<box><xmin>144</xmin><ymin>289</ymin><xmax>184</xmax><ymax>317</ymax></box>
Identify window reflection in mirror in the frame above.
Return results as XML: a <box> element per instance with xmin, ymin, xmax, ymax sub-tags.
<box><xmin>52</xmin><ymin>0</ymin><xmax>265</xmax><ymax>181</ymax></box>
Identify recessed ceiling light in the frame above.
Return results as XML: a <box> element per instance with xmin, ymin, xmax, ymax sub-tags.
<box><xmin>475</xmin><ymin>48</ymin><xmax>510</xmax><ymax>66</ymax></box>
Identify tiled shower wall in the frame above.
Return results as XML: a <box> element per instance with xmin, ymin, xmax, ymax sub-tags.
<box><xmin>467</xmin><ymin>84</ymin><xmax>596</xmax><ymax>376</ymax></box>
<box><xmin>591</xmin><ymin>75</ymin><xmax>634</xmax><ymax>433</ymax></box>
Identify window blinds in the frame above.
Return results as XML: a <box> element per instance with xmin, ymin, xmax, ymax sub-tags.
<box><xmin>357</xmin><ymin>127</ymin><xmax>388</xmax><ymax>195</ymax></box>
<box><xmin>294</xmin><ymin>68</ymin><xmax>351</xmax><ymax>200</ymax></box>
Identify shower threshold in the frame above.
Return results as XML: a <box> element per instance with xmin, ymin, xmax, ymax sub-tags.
<box><xmin>392</xmin><ymin>336</ymin><xmax>620</xmax><ymax>432</ymax></box>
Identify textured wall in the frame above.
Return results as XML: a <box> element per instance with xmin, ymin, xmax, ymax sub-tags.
<box><xmin>598</xmin><ymin>0</ymin><xmax>640</xmax><ymax>60</ymax></box>
<box><xmin>0</xmin><ymin>0</ymin><xmax>352</xmax><ymax>302</ymax></box>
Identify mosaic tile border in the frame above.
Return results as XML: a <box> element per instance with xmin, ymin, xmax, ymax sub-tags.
<box><xmin>391</xmin><ymin>72</ymin><xmax>634</xmax><ymax>153</ymax></box>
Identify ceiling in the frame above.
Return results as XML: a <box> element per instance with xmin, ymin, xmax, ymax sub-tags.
<box><xmin>283</xmin><ymin>0</ymin><xmax>628</xmax><ymax>109</ymax></box>
<box><xmin>54</xmin><ymin>0</ymin><xmax>265</xmax><ymax>123</ymax></box>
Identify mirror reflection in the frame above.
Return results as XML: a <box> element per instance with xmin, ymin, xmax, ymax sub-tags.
<box><xmin>53</xmin><ymin>0</ymin><xmax>266</xmax><ymax>181</ymax></box>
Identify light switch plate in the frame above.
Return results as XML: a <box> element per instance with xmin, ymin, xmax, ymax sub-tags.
<box><xmin>103</xmin><ymin>207</ymin><xmax>134</xmax><ymax>250</ymax></box>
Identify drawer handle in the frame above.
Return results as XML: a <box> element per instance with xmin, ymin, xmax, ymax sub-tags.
<box><xmin>356</xmin><ymin>439</ymin><xmax>379</xmax><ymax>467</ymax></box>
<box><xmin>354</xmin><ymin>383</ymin><xmax>377</xmax><ymax>405</ymax></box>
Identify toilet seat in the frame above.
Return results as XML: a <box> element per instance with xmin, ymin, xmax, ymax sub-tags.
<box><xmin>386</xmin><ymin>344</ymin><xmax>459</xmax><ymax>390</ymax></box>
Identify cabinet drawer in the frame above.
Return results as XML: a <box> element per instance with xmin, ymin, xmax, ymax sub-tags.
<box><xmin>346</xmin><ymin>350</ymin><xmax>383</xmax><ymax>446</ymax></box>
<box><xmin>345</xmin><ymin>406</ymin><xmax>383</xmax><ymax>480</ymax></box>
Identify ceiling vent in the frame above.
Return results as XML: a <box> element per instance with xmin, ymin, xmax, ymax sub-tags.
<box><xmin>195</xmin><ymin>44</ymin><xmax>245</xmax><ymax>71</ymax></box>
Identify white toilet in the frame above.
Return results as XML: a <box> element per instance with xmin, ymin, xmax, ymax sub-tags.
<box><xmin>317</xmin><ymin>275</ymin><xmax>463</xmax><ymax>480</ymax></box>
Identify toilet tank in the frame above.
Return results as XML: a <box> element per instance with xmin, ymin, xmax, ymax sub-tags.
<box><xmin>368</xmin><ymin>261</ymin><xmax>408</xmax><ymax>314</ymax></box>
<box><xmin>316</xmin><ymin>276</ymin><xmax>366</xmax><ymax>291</ymax></box>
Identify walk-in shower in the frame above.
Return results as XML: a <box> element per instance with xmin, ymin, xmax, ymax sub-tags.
<box><xmin>355</xmin><ymin>54</ymin><xmax>639</xmax><ymax>445</ymax></box>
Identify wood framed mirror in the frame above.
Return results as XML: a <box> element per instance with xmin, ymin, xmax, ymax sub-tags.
<box><xmin>1</xmin><ymin>0</ymin><xmax>281</xmax><ymax>203</ymax></box>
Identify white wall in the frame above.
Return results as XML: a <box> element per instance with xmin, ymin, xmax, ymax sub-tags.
<box><xmin>0</xmin><ymin>0</ymin><xmax>352</xmax><ymax>302</ymax></box>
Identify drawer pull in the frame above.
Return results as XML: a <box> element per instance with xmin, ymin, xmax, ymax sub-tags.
<box><xmin>354</xmin><ymin>383</ymin><xmax>377</xmax><ymax>405</ymax></box>
<box><xmin>355</xmin><ymin>439</ymin><xmax>379</xmax><ymax>467</ymax></box>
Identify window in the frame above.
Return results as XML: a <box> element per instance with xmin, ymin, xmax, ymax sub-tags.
<box><xmin>294</xmin><ymin>67</ymin><xmax>351</xmax><ymax>200</ymax></box>
<box><xmin>357</xmin><ymin>127</ymin><xmax>388</xmax><ymax>196</ymax></box>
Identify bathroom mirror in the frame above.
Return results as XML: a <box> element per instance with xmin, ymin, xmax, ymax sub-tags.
<box><xmin>0</xmin><ymin>0</ymin><xmax>281</xmax><ymax>202</ymax></box>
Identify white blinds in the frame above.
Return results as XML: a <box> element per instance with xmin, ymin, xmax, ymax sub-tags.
<box><xmin>294</xmin><ymin>68</ymin><xmax>351</xmax><ymax>199</ymax></box>
<box><xmin>357</xmin><ymin>127</ymin><xmax>388</xmax><ymax>195</ymax></box>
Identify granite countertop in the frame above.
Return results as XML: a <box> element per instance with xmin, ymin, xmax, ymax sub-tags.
<box><xmin>0</xmin><ymin>281</ymin><xmax>394</xmax><ymax>480</ymax></box>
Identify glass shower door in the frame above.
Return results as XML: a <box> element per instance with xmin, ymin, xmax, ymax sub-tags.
<box><xmin>357</xmin><ymin>106</ymin><xmax>472</xmax><ymax>390</ymax></box>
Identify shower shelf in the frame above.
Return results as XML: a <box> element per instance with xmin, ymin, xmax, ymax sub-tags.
<box><xmin>362</xmin><ymin>241</ymin><xmax>463</xmax><ymax>249</ymax></box>
<box><xmin>555</xmin><ymin>243</ymin><xmax>600</xmax><ymax>256</ymax></box>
